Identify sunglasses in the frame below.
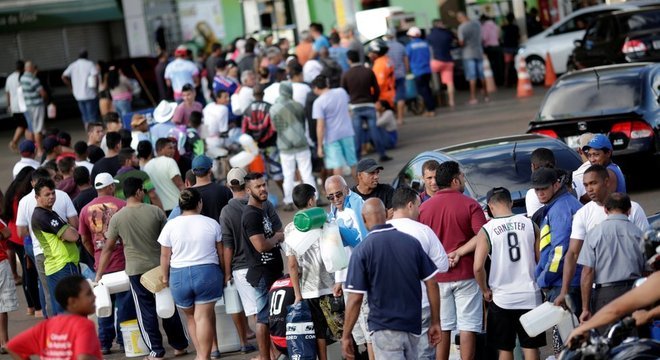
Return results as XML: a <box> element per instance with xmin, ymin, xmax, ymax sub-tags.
<box><xmin>326</xmin><ymin>191</ymin><xmax>344</xmax><ymax>201</ymax></box>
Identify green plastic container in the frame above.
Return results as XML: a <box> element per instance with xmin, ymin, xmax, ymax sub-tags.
<box><xmin>294</xmin><ymin>207</ymin><xmax>327</xmax><ymax>232</ymax></box>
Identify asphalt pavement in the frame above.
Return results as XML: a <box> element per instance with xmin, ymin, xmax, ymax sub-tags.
<box><xmin>2</xmin><ymin>87</ymin><xmax>658</xmax><ymax>359</ymax></box>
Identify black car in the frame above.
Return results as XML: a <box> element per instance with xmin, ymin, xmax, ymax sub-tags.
<box><xmin>570</xmin><ymin>7</ymin><xmax>660</xmax><ymax>69</ymax></box>
<box><xmin>392</xmin><ymin>134</ymin><xmax>583</xmax><ymax>214</ymax></box>
<box><xmin>527</xmin><ymin>63</ymin><xmax>659</xmax><ymax>166</ymax></box>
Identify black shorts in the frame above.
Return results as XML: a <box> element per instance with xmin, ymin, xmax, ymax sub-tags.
<box><xmin>12</xmin><ymin>113</ymin><xmax>28</xmax><ymax>128</ymax></box>
<box><xmin>487</xmin><ymin>302</ymin><xmax>547</xmax><ymax>351</ymax></box>
<box><xmin>306</xmin><ymin>295</ymin><xmax>332</xmax><ymax>340</ymax></box>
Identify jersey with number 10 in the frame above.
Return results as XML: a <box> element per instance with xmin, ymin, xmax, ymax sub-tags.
<box><xmin>483</xmin><ymin>214</ymin><xmax>542</xmax><ymax>310</ymax></box>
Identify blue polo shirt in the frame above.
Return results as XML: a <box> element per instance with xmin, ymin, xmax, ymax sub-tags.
<box><xmin>313</xmin><ymin>36</ymin><xmax>330</xmax><ymax>52</ymax></box>
<box><xmin>345</xmin><ymin>224</ymin><xmax>439</xmax><ymax>334</ymax></box>
<box><xmin>405</xmin><ymin>38</ymin><xmax>432</xmax><ymax>76</ymax></box>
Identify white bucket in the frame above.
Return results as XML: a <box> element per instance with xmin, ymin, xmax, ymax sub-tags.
<box><xmin>520</xmin><ymin>302</ymin><xmax>565</xmax><ymax>337</ymax></box>
<box><xmin>238</xmin><ymin>134</ymin><xmax>259</xmax><ymax>154</ymax></box>
<box><xmin>93</xmin><ymin>284</ymin><xmax>112</xmax><ymax>318</ymax></box>
<box><xmin>214</xmin><ymin>299</ymin><xmax>242</xmax><ymax>353</ymax></box>
<box><xmin>223</xmin><ymin>280</ymin><xmax>243</xmax><ymax>315</ymax></box>
<box><xmin>100</xmin><ymin>271</ymin><xmax>130</xmax><ymax>294</ymax></box>
<box><xmin>155</xmin><ymin>287</ymin><xmax>176</xmax><ymax>319</ymax></box>
<box><xmin>120</xmin><ymin>320</ymin><xmax>149</xmax><ymax>357</ymax></box>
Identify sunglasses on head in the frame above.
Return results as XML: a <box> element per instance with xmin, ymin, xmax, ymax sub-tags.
<box><xmin>326</xmin><ymin>191</ymin><xmax>344</xmax><ymax>201</ymax></box>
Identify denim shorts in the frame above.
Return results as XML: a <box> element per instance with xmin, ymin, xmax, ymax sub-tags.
<box><xmin>439</xmin><ymin>279</ymin><xmax>483</xmax><ymax>332</ymax></box>
<box><xmin>394</xmin><ymin>77</ymin><xmax>406</xmax><ymax>102</ymax></box>
<box><xmin>253</xmin><ymin>276</ymin><xmax>273</xmax><ymax>324</ymax></box>
<box><xmin>323</xmin><ymin>136</ymin><xmax>357</xmax><ymax>170</ymax></box>
<box><xmin>462</xmin><ymin>58</ymin><xmax>484</xmax><ymax>81</ymax></box>
<box><xmin>170</xmin><ymin>264</ymin><xmax>223</xmax><ymax>309</ymax></box>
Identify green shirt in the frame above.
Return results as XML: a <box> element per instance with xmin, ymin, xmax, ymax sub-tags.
<box><xmin>31</xmin><ymin>207</ymin><xmax>79</xmax><ymax>275</ymax></box>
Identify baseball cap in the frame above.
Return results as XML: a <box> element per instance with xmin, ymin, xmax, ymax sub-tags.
<box><xmin>94</xmin><ymin>172</ymin><xmax>119</xmax><ymax>190</ymax></box>
<box><xmin>357</xmin><ymin>158</ymin><xmax>384</xmax><ymax>173</ymax></box>
<box><xmin>191</xmin><ymin>155</ymin><xmax>213</xmax><ymax>175</ymax></box>
<box><xmin>531</xmin><ymin>167</ymin><xmax>559</xmax><ymax>188</ymax></box>
<box><xmin>486</xmin><ymin>187</ymin><xmax>511</xmax><ymax>203</ymax></box>
<box><xmin>577</xmin><ymin>133</ymin><xmax>595</xmax><ymax>149</ymax></box>
<box><xmin>582</xmin><ymin>133</ymin><xmax>613</xmax><ymax>152</ymax></box>
<box><xmin>227</xmin><ymin>167</ymin><xmax>247</xmax><ymax>186</ymax></box>
<box><xmin>174</xmin><ymin>45</ymin><xmax>188</xmax><ymax>56</ymax></box>
<box><xmin>43</xmin><ymin>137</ymin><xmax>60</xmax><ymax>153</ymax></box>
<box><xmin>19</xmin><ymin>140</ymin><xmax>36</xmax><ymax>154</ymax></box>
<box><xmin>407</xmin><ymin>26</ymin><xmax>422</xmax><ymax>37</ymax></box>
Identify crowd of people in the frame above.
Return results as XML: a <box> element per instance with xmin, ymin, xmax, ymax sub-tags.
<box><xmin>0</xmin><ymin>14</ymin><xmax>656</xmax><ymax>360</ymax></box>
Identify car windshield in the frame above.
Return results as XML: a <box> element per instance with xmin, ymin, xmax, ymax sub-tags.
<box><xmin>538</xmin><ymin>73</ymin><xmax>642</xmax><ymax>121</ymax></box>
<box><xmin>620</xmin><ymin>10</ymin><xmax>660</xmax><ymax>32</ymax></box>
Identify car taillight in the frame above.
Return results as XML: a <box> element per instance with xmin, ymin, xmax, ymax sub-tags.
<box><xmin>622</xmin><ymin>39</ymin><xmax>647</xmax><ymax>54</ymax></box>
<box><xmin>531</xmin><ymin>129</ymin><xmax>558</xmax><ymax>138</ymax></box>
<box><xmin>611</xmin><ymin>121</ymin><xmax>653</xmax><ymax>139</ymax></box>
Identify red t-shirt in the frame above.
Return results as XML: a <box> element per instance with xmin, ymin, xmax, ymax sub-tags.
<box><xmin>419</xmin><ymin>190</ymin><xmax>487</xmax><ymax>282</ymax></box>
<box><xmin>7</xmin><ymin>314</ymin><xmax>103</xmax><ymax>359</ymax></box>
<box><xmin>8</xmin><ymin>198</ymin><xmax>24</xmax><ymax>246</ymax></box>
<box><xmin>0</xmin><ymin>219</ymin><xmax>8</xmax><ymax>261</ymax></box>
<box><xmin>78</xmin><ymin>196</ymin><xmax>126</xmax><ymax>274</ymax></box>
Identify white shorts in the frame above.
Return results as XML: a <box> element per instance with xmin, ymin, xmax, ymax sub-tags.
<box><xmin>233</xmin><ymin>268</ymin><xmax>257</xmax><ymax>316</ymax></box>
<box><xmin>345</xmin><ymin>291</ymin><xmax>371</xmax><ymax>345</ymax></box>
<box><xmin>0</xmin><ymin>260</ymin><xmax>19</xmax><ymax>313</ymax></box>
<box><xmin>439</xmin><ymin>279</ymin><xmax>483</xmax><ymax>332</ymax></box>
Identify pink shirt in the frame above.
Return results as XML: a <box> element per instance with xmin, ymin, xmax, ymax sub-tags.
<box><xmin>481</xmin><ymin>20</ymin><xmax>500</xmax><ymax>47</ymax></box>
<box><xmin>173</xmin><ymin>101</ymin><xmax>203</xmax><ymax>126</ymax></box>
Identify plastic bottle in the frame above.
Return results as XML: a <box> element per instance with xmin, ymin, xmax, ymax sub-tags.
<box><xmin>294</xmin><ymin>207</ymin><xmax>327</xmax><ymax>232</ymax></box>
<box><xmin>223</xmin><ymin>280</ymin><xmax>243</xmax><ymax>314</ymax></box>
<box><xmin>94</xmin><ymin>284</ymin><xmax>112</xmax><ymax>318</ymax></box>
<box><xmin>319</xmin><ymin>217</ymin><xmax>348</xmax><ymax>272</ymax></box>
<box><xmin>520</xmin><ymin>302</ymin><xmax>566</xmax><ymax>337</ymax></box>
<box><xmin>155</xmin><ymin>287</ymin><xmax>175</xmax><ymax>318</ymax></box>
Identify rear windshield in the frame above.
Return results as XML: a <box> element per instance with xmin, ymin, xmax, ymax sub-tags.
<box><xmin>620</xmin><ymin>10</ymin><xmax>660</xmax><ymax>32</ymax></box>
<box><xmin>538</xmin><ymin>74</ymin><xmax>641</xmax><ymax>121</ymax></box>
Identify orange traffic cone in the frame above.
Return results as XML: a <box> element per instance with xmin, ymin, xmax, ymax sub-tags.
<box><xmin>544</xmin><ymin>52</ymin><xmax>557</xmax><ymax>87</ymax></box>
<box><xmin>483</xmin><ymin>56</ymin><xmax>497</xmax><ymax>93</ymax></box>
<box><xmin>517</xmin><ymin>59</ymin><xmax>533</xmax><ymax>98</ymax></box>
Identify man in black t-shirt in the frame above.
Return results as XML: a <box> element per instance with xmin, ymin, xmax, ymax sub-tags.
<box><xmin>351</xmin><ymin>158</ymin><xmax>394</xmax><ymax>213</ymax></box>
<box><xmin>90</xmin><ymin>131</ymin><xmax>122</xmax><ymax>181</ymax></box>
<box><xmin>190</xmin><ymin>155</ymin><xmax>233</xmax><ymax>221</ymax></box>
<box><xmin>241</xmin><ymin>172</ymin><xmax>284</xmax><ymax>360</ymax></box>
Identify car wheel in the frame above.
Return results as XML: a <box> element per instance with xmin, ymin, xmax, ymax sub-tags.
<box><xmin>526</xmin><ymin>56</ymin><xmax>546</xmax><ymax>85</ymax></box>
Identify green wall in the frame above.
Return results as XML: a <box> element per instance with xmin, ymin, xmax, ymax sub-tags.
<box><xmin>222</xmin><ymin>0</ymin><xmax>244</xmax><ymax>43</ymax></box>
<box><xmin>308</xmin><ymin>0</ymin><xmax>337</xmax><ymax>32</ymax></box>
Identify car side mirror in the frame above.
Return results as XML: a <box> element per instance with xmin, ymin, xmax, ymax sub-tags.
<box><xmin>574</xmin><ymin>39</ymin><xmax>583</xmax><ymax>48</ymax></box>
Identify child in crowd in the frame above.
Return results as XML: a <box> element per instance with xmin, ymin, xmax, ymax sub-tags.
<box><xmin>6</xmin><ymin>275</ymin><xmax>102</xmax><ymax>359</ymax></box>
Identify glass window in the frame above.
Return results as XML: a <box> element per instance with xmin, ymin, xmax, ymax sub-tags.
<box><xmin>553</xmin><ymin>11</ymin><xmax>608</xmax><ymax>36</ymax></box>
<box><xmin>585</xmin><ymin>16</ymin><xmax>615</xmax><ymax>43</ymax></box>
<box><xmin>619</xmin><ymin>10</ymin><xmax>660</xmax><ymax>33</ymax></box>
<box><xmin>539</xmin><ymin>75</ymin><xmax>641</xmax><ymax>120</ymax></box>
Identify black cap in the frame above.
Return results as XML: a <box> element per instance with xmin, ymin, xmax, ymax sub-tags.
<box><xmin>357</xmin><ymin>158</ymin><xmax>384</xmax><ymax>173</ymax></box>
<box><xmin>531</xmin><ymin>167</ymin><xmax>559</xmax><ymax>188</ymax></box>
<box><xmin>42</xmin><ymin>137</ymin><xmax>60</xmax><ymax>152</ymax></box>
<box><xmin>486</xmin><ymin>187</ymin><xmax>511</xmax><ymax>203</ymax></box>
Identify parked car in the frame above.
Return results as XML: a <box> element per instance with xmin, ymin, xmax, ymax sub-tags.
<box><xmin>392</xmin><ymin>134</ymin><xmax>583</xmax><ymax>214</ymax></box>
<box><xmin>527</xmin><ymin>63</ymin><xmax>659</xmax><ymax>166</ymax></box>
<box><xmin>569</xmin><ymin>7</ymin><xmax>660</xmax><ymax>70</ymax></box>
<box><xmin>515</xmin><ymin>1</ymin><xmax>656</xmax><ymax>85</ymax></box>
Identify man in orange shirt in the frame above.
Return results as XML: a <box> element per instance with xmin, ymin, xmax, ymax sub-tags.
<box><xmin>368</xmin><ymin>40</ymin><xmax>395</xmax><ymax>108</ymax></box>
<box><xmin>295</xmin><ymin>31</ymin><xmax>315</xmax><ymax>66</ymax></box>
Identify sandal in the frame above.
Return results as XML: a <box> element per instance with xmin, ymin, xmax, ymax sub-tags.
<box><xmin>173</xmin><ymin>349</ymin><xmax>188</xmax><ymax>357</ymax></box>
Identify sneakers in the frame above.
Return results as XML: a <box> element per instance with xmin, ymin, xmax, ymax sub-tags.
<box><xmin>240</xmin><ymin>344</ymin><xmax>257</xmax><ymax>353</ymax></box>
<box><xmin>210</xmin><ymin>350</ymin><xmax>221</xmax><ymax>359</ymax></box>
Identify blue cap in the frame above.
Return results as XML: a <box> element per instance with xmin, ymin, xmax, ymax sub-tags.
<box><xmin>19</xmin><ymin>140</ymin><xmax>36</xmax><ymax>154</ymax></box>
<box><xmin>582</xmin><ymin>133</ymin><xmax>613</xmax><ymax>152</ymax></box>
<box><xmin>191</xmin><ymin>155</ymin><xmax>213</xmax><ymax>174</ymax></box>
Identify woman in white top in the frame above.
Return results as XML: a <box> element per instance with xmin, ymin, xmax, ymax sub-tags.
<box><xmin>159</xmin><ymin>188</ymin><xmax>223</xmax><ymax>360</ymax></box>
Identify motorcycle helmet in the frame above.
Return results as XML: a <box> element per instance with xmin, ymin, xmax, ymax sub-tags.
<box><xmin>368</xmin><ymin>39</ymin><xmax>389</xmax><ymax>56</ymax></box>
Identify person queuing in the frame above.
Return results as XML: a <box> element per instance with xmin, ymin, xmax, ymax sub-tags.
<box><xmin>405</xmin><ymin>27</ymin><xmax>436</xmax><ymax>117</ymax></box>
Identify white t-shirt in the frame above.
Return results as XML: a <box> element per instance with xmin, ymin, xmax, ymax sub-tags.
<box><xmin>230</xmin><ymin>86</ymin><xmax>254</xmax><ymax>116</ymax></box>
<box><xmin>143</xmin><ymin>156</ymin><xmax>182</xmax><ymax>211</ymax></box>
<box><xmin>15</xmin><ymin>189</ymin><xmax>78</xmax><ymax>256</ymax></box>
<box><xmin>5</xmin><ymin>71</ymin><xmax>25</xmax><ymax>113</ymax></box>
<box><xmin>263</xmin><ymin>82</ymin><xmax>311</xmax><ymax>107</ymax></box>
<box><xmin>158</xmin><ymin>214</ymin><xmax>221</xmax><ymax>268</ymax></box>
<box><xmin>75</xmin><ymin>160</ymin><xmax>94</xmax><ymax>174</ymax></box>
<box><xmin>387</xmin><ymin>217</ymin><xmax>449</xmax><ymax>308</ymax></box>
<box><xmin>525</xmin><ymin>188</ymin><xmax>543</xmax><ymax>217</ymax></box>
<box><xmin>13</xmin><ymin>157</ymin><xmax>41</xmax><ymax>178</ymax></box>
<box><xmin>570</xmin><ymin>200</ymin><xmax>649</xmax><ymax>241</ymax></box>
<box><xmin>572</xmin><ymin>161</ymin><xmax>591</xmax><ymax>200</ymax></box>
<box><xmin>202</xmin><ymin>103</ymin><xmax>229</xmax><ymax>138</ymax></box>
<box><xmin>164</xmin><ymin>58</ymin><xmax>199</xmax><ymax>94</ymax></box>
<box><xmin>482</xmin><ymin>214</ymin><xmax>542</xmax><ymax>309</ymax></box>
<box><xmin>62</xmin><ymin>58</ymin><xmax>98</xmax><ymax>101</ymax></box>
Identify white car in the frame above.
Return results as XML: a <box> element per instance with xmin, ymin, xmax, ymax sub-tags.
<box><xmin>516</xmin><ymin>2</ymin><xmax>649</xmax><ymax>84</ymax></box>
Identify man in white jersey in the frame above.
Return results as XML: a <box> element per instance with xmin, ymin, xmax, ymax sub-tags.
<box><xmin>554</xmin><ymin>165</ymin><xmax>649</xmax><ymax>308</ymax></box>
<box><xmin>387</xmin><ymin>187</ymin><xmax>449</xmax><ymax>359</ymax></box>
<box><xmin>474</xmin><ymin>187</ymin><xmax>545</xmax><ymax>360</ymax></box>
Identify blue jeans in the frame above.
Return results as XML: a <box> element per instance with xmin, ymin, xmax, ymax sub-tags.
<box><xmin>77</xmin><ymin>98</ymin><xmax>99</xmax><ymax>124</ymax></box>
<box><xmin>351</xmin><ymin>106</ymin><xmax>386</xmax><ymax>159</ymax></box>
<box><xmin>98</xmin><ymin>290</ymin><xmax>137</xmax><ymax>349</ymax></box>
<box><xmin>46</xmin><ymin>263</ymin><xmax>80</xmax><ymax>315</ymax></box>
<box><xmin>113</xmin><ymin>99</ymin><xmax>132</xmax><ymax>118</ymax></box>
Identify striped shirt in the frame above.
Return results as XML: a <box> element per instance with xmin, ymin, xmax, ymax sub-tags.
<box><xmin>20</xmin><ymin>73</ymin><xmax>43</xmax><ymax>107</ymax></box>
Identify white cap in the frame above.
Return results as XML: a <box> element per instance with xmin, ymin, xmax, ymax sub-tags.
<box><xmin>94</xmin><ymin>173</ymin><xmax>119</xmax><ymax>190</ymax></box>
<box><xmin>407</xmin><ymin>26</ymin><xmax>422</xmax><ymax>37</ymax></box>
<box><xmin>153</xmin><ymin>100</ymin><xmax>177</xmax><ymax>124</ymax></box>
